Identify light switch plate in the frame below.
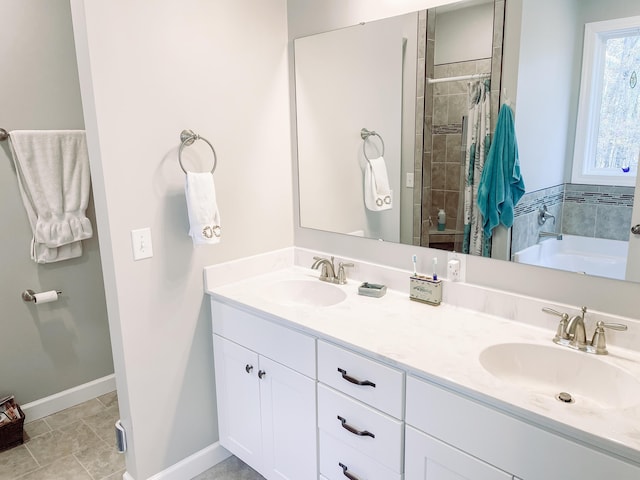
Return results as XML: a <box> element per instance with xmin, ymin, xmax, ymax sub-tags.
<box><xmin>131</xmin><ymin>228</ymin><xmax>153</xmax><ymax>260</ymax></box>
<box><xmin>406</xmin><ymin>172</ymin><xmax>415</xmax><ymax>188</ymax></box>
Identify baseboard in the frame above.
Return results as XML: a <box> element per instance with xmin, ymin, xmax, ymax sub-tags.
<box><xmin>122</xmin><ymin>442</ymin><xmax>231</xmax><ymax>480</ymax></box>
<box><xmin>21</xmin><ymin>373</ymin><xmax>117</xmax><ymax>422</ymax></box>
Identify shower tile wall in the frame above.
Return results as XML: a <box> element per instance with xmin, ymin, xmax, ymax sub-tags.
<box><xmin>511</xmin><ymin>183</ymin><xmax>635</xmax><ymax>255</ymax></box>
<box><xmin>563</xmin><ymin>184</ymin><xmax>634</xmax><ymax>240</ymax></box>
<box><xmin>421</xmin><ymin>0</ymin><xmax>505</xmax><ymax>248</ymax></box>
<box><xmin>428</xmin><ymin>57</ymin><xmax>491</xmax><ymax>246</ymax></box>
<box><xmin>511</xmin><ymin>184</ymin><xmax>564</xmax><ymax>255</ymax></box>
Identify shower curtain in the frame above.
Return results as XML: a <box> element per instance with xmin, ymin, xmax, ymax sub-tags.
<box><xmin>462</xmin><ymin>80</ymin><xmax>491</xmax><ymax>256</ymax></box>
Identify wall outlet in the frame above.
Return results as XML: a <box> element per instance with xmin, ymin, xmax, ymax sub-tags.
<box><xmin>447</xmin><ymin>252</ymin><xmax>466</xmax><ymax>282</ymax></box>
<box><xmin>131</xmin><ymin>228</ymin><xmax>153</xmax><ymax>260</ymax></box>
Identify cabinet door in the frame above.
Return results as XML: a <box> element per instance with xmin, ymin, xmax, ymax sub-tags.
<box><xmin>405</xmin><ymin>426</ymin><xmax>512</xmax><ymax>480</ymax></box>
<box><xmin>259</xmin><ymin>355</ymin><xmax>317</xmax><ymax>480</ymax></box>
<box><xmin>213</xmin><ymin>335</ymin><xmax>262</xmax><ymax>471</ymax></box>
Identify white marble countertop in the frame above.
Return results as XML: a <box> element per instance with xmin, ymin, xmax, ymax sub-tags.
<box><xmin>206</xmin><ymin>265</ymin><xmax>640</xmax><ymax>465</ymax></box>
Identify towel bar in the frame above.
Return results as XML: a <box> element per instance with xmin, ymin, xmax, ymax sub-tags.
<box><xmin>0</xmin><ymin>128</ymin><xmax>8</xmax><ymax>141</ymax></box>
<box><xmin>178</xmin><ymin>129</ymin><xmax>217</xmax><ymax>174</ymax></box>
<box><xmin>360</xmin><ymin>128</ymin><xmax>385</xmax><ymax>162</ymax></box>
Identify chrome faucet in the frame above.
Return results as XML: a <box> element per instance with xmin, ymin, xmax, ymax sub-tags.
<box><xmin>542</xmin><ymin>306</ymin><xmax>627</xmax><ymax>355</ymax></box>
<box><xmin>538</xmin><ymin>205</ymin><xmax>555</xmax><ymax>225</ymax></box>
<box><xmin>566</xmin><ymin>306</ymin><xmax>588</xmax><ymax>349</ymax></box>
<box><xmin>311</xmin><ymin>256</ymin><xmax>336</xmax><ymax>280</ymax></box>
<box><xmin>539</xmin><ymin>231</ymin><xmax>563</xmax><ymax>240</ymax></box>
<box><xmin>311</xmin><ymin>256</ymin><xmax>353</xmax><ymax>285</ymax></box>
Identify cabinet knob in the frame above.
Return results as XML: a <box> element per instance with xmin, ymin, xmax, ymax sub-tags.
<box><xmin>245</xmin><ymin>364</ymin><xmax>253</xmax><ymax>374</ymax></box>
<box><xmin>258</xmin><ymin>370</ymin><xmax>266</xmax><ymax>379</ymax></box>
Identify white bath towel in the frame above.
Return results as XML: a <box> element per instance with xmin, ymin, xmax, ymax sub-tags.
<box><xmin>9</xmin><ymin>130</ymin><xmax>93</xmax><ymax>263</ymax></box>
<box><xmin>185</xmin><ymin>172</ymin><xmax>221</xmax><ymax>245</ymax></box>
<box><xmin>364</xmin><ymin>156</ymin><xmax>393</xmax><ymax>211</ymax></box>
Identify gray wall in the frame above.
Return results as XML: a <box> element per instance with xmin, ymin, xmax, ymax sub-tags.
<box><xmin>0</xmin><ymin>0</ymin><xmax>113</xmax><ymax>405</ymax></box>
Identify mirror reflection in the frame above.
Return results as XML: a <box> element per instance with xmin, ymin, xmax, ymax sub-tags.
<box><xmin>294</xmin><ymin>0</ymin><xmax>640</xmax><ymax>283</ymax></box>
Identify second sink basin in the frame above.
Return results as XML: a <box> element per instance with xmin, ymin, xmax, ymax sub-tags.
<box><xmin>479</xmin><ymin>343</ymin><xmax>640</xmax><ymax>410</ymax></box>
<box><xmin>261</xmin><ymin>279</ymin><xmax>347</xmax><ymax>307</ymax></box>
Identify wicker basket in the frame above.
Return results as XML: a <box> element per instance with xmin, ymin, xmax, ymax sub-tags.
<box><xmin>0</xmin><ymin>405</ymin><xmax>25</xmax><ymax>452</ymax></box>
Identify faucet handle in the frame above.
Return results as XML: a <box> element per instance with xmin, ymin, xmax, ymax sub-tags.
<box><xmin>337</xmin><ymin>262</ymin><xmax>354</xmax><ymax>285</ymax></box>
<box><xmin>591</xmin><ymin>321</ymin><xmax>628</xmax><ymax>355</ymax></box>
<box><xmin>542</xmin><ymin>307</ymin><xmax>570</xmax><ymax>341</ymax></box>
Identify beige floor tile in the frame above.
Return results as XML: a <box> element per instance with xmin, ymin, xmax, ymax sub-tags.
<box><xmin>23</xmin><ymin>419</ymin><xmax>51</xmax><ymax>442</ymax></box>
<box><xmin>74</xmin><ymin>443</ymin><xmax>125</xmax><ymax>480</ymax></box>
<box><xmin>83</xmin><ymin>405</ymin><xmax>120</xmax><ymax>445</ymax></box>
<box><xmin>97</xmin><ymin>391</ymin><xmax>118</xmax><ymax>409</ymax></box>
<box><xmin>17</xmin><ymin>455</ymin><xmax>92</xmax><ymax>480</ymax></box>
<box><xmin>192</xmin><ymin>455</ymin><xmax>266</xmax><ymax>480</ymax></box>
<box><xmin>43</xmin><ymin>399</ymin><xmax>105</xmax><ymax>430</ymax></box>
<box><xmin>0</xmin><ymin>445</ymin><xmax>39</xmax><ymax>480</ymax></box>
<box><xmin>102</xmin><ymin>469</ymin><xmax>126</xmax><ymax>480</ymax></box>
<box><xmin>25</xmin><ymin>420</ymin><xmax>106</xmax><ymax>466</ymax></box>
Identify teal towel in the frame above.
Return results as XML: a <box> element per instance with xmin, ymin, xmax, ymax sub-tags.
<box><xmin>477</xmin><ymin>104</ymin><xmax>525</xmax><ymax>238</ymax></box>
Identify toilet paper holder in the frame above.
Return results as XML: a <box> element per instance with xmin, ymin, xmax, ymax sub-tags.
<box><xmin>21</xmin><ymin>289</ymin><xmax>62</xmax><ymax>303</ymax></box>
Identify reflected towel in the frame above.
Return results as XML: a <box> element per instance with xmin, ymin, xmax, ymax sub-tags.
<box><xmin>477</xmin><ymin>104</ymin><xmax>525</xmax><ymax>237</ymax></box>
<box><xmin>364</xmin><ymin>156</ymin><xmax>393</xmax><ymax>211</ymax></box>
<box><xmin>9</xmin><ymin>130</ymin><xmax>92</xmax><ymax>263</ymax></box>
<box><xmin>185</xmin><ymin>172</ymin><xmax>221</xmax><ymax>245</ymax></box>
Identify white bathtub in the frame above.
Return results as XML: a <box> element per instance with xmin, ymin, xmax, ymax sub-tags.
<box><xmin>512</xmin><ymin>235</ymin><xmax>628</xmax><ymax>280</ymax></box>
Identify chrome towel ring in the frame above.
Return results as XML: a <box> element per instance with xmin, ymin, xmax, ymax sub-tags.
<box><xmin>360</xmin><ymin>128</ymin><xmax>385</xmax><ymax>162</ymax></box>
<box><xmin>178</xmin><ymin>129</ymin><xmax>217</xmax><ymax>174</ymax></box>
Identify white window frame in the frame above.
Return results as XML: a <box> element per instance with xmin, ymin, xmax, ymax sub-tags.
<box><xmin>572</xmin><ymin>16</ymin><xmax>640</xmax><ymax>187</ymax></box>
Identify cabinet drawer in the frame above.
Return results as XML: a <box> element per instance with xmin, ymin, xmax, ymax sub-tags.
<box><xmin>318</xmin><ymin>340</ymin><xmax>404</xmax><ymax>418</ymax></box>
<box><xmin>317</xmin><ymin>384</ymin><xmax>403</xmax><ymax>473</ymax></box>
<box><xmin>319</xmin><ymin>430</ymin><xmax>402</xmax><ymax>480</ymax></box>
<box><xmin>211</xmin><ymin>300</ymin><xmax>315</xmax><ymax>377</ymax></box>
<box><xmin>406</xmin><ymin>375</ymin><xmax>640</xmax><ymax>479</ymax></box>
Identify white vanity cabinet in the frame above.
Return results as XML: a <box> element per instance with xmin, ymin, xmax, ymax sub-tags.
<box><xmin>405</xmin><ymin>375</ymin><xmax>640</xmax><ymax>480</ymax></box>
<box><xmin>211</xmin><ymin>300</ymin><xmax>317</xmax><ymax>480</ymax></box>
<box><xmin>316</xmin><ymin>340</ymin><xmax>405</xmax><ymax>480</ymax></box>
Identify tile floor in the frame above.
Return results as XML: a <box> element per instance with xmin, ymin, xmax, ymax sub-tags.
<box><xmin>0</xmin><ymin>392</ymin><xmax>124</xmax><ymax>480</ymax></box>
<box><xmin>0</xmin><ymin>391</ymin><xmax>266</xmax><ymax>480</ymax></box>
<box><xmin>193</xmin><ymin>455</ymin><xmax>265</xmax><ymax>480</ymax></box>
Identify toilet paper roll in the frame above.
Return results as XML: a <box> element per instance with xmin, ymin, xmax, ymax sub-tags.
<box><xmin>33</xmin><ymin>291</ymin><xmax>59</xmax><ymax>304</ymax></box>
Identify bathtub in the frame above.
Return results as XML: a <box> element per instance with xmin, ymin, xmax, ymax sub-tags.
<box><xmin>512</xmin><ymin>234</ymin><xmax>628</xmax><ymax>280</ymax></box>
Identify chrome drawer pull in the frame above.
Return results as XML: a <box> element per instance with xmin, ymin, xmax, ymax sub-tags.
<box><xmin>337</xmin><ymin>415</ymin><xmax>375</xmax><ymax>438</ymax></box>
<box><xmin>337</xmin><ymin>368</ymin><xmax>376</xmax><ymax>388</ymax></box>
<box><xmin>339</xmin><ymin>462</ymin><xmax>361</xmax><ymax>480</ymax></box>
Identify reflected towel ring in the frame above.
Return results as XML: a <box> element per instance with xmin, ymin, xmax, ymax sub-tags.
<box><xmin>178</xmin><ymin>129</ymin><xmax>217</xmax><ymax>174</ymax></box>
<box><xmin>360</xmin><ymin>128</ymin><xmax>385</xmax><ymax>162</ymax></box>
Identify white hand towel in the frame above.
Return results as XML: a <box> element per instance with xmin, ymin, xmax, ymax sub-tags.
<box><xmin>9</xmin><ymin>130</ymin><xmax>93</xmax><ymax>263</ymax></box>
<box><xmin>364</xmin><ymin>156</ymin><xmax>393</xmax><ymax>211</ymax></box>
<box><xmin>185</xmin><ymin>172</ymin><xmax>221</xmax><ymax>245</ymax></box>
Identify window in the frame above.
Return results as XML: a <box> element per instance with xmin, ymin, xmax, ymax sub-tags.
<box><xmin>572</xmin><ymin>16</ymin><xmax>640</xmax><ymax>186</ymax></box>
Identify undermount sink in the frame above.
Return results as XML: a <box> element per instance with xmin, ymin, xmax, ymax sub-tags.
<box><xmin>479</xmin><ymin>343</ymin><xmax>640</xmax><ymax>410</ymax></box>
<box><xmin>261</xmin><ymin>279</ymin><xmax>347</xmax><ymax>307</ymax></box>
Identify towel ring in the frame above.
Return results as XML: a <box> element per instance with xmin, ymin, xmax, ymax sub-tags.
<box><xmin>178</xmin><ymin>129</ymin><xmax>217</xmax><ymax>174</ymax></box>
<box><xmin>360</xmin><ymin>128</ymin><xmax>385</xmax><ymax>162</ymax></box>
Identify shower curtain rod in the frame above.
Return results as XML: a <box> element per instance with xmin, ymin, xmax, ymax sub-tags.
<box><xmin>427</xmin><ymin>72</ymin><xmax>490</xmax><ymax>84</ymax></box>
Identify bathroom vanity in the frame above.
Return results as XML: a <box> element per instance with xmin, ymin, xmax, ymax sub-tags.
<box><xmin>206</xmin><ymin>253</ymin><xmax>640</xmax><ymax>480</ymax></box>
